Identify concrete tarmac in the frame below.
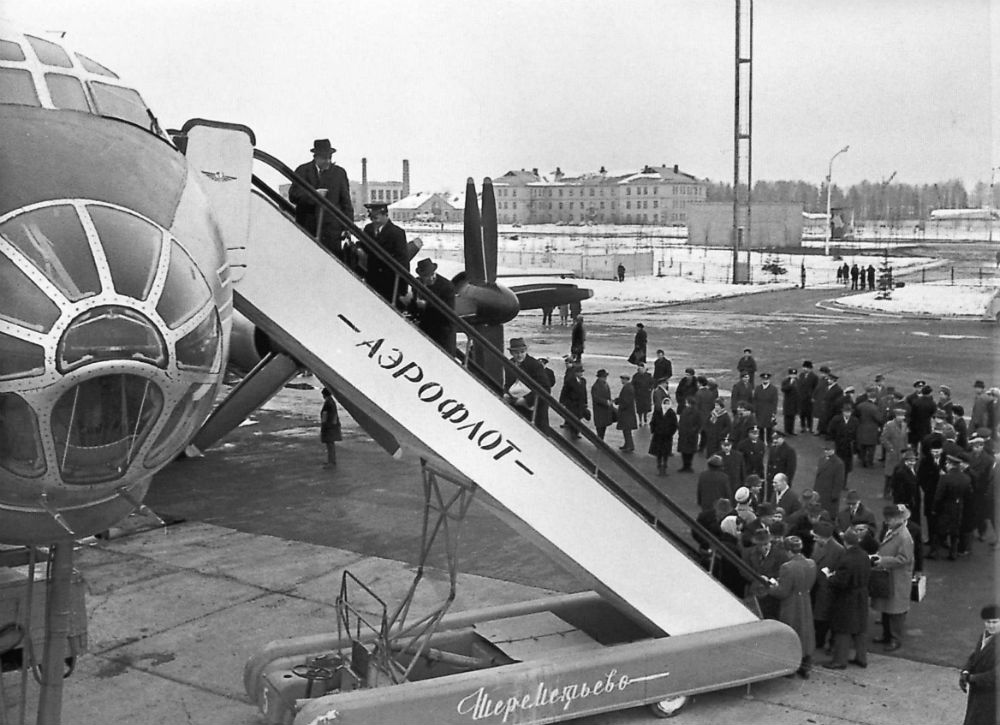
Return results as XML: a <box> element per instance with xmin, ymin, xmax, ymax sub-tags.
<box><xmin>5</xmin><ymin>288</ymin><xmax>990</xmax><ymax>724</ymax></box>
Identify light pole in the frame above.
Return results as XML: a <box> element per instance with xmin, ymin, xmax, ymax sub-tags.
<box><xmin>824</xmin><ymin>144</ymin><xmax>850</xmax><ymax>256</ymax></box>
<box><xmin>989</xmin><ymin>165</ymin><xmax>998</xmax><ymax>246</ymax></box>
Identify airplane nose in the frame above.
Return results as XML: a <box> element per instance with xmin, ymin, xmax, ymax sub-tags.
<box><xmin>0</xmin><ymin>200</ymin><xmax>223</xmax><ymax>544</ymax></box>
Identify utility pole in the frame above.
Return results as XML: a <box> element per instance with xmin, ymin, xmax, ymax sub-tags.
<box><xmin>731</xmin><ymin>0</ymin><xmax>753</xmax><ymax>283</ymax></box>
<box><xmin>824</xmin><ymin>145</ymin><xmax>849</xmax><ymax>256</ymax></box>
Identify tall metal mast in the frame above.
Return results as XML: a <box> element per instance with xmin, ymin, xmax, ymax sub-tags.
<box><xmin>732</xmin><ymin>0</ymin><xmax>753</xmax><ymax>283</ymax></box>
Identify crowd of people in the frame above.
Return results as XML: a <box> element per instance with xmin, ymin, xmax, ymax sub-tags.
<box><xmin>499</xmin><ymin>313</ymin><xmax>998</xmax><ymax>694</ymax></box>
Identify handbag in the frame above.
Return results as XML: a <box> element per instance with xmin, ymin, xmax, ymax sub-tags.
<box><xmin>868</xmin><ymin>568</ymin><xmax>891</xmax><ymax>599</ymax></box>
<box><xmin>910</xmin><ymin>574</ymin><xmax>926</xmax><ymax>602</ymax></box>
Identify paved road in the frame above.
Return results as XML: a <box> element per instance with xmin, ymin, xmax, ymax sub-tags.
<box><xmin>149</xmin><ymin>286</ymin><xmax>998</xmax><ymax>674</ymax></box>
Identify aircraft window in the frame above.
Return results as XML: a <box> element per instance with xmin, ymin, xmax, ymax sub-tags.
<box><xmin>144</xmin><ymin>381</ymin><xmax>217</xmax><ymax>469</ymax></box>
<box><xmin>0</xmin><ymin>40</ymin><xmax>26</xmax><ymax>61</ymax></box>
<box><xmin>89</xmin><ymin>82</ymin><xmax>149</xmax><ymax>128</ymax></box>
<box><xmin>155</xmin><ymin>240</ymin><xmax>211</xmax><ymax>329</ymax></box>
<box><xmin>0</xmin><ymin>67</ymin><xmax>40</xmax><ymax>106</ymax></box>
<box><xmin>51</xmin><ymin>373</ymin><xmax>164</xmax><ymax>484</ymax></box>
<box><xmin>0</xmin><ymin>331</ymin><xmax>45</xmax><ymax>381</ymax></box>
<box><xmin>74</xmin><ymin>52</ymin><xmax>118</xmax><ymax>78</ymax></box>
<box><xmin>88</xmin><ymin>205</ymin><xmax>161</xmax><ymax>300</ymax></box>
<box><xmin>0</xmin><ymin>253</ymin><xmax>61</xmax><ymax>333</ymax></box>
<box><xmin>25</xmin><ymin>35</ymin><xmax>72</xmax><ymax>68</ymax></box>
<box><xmin>45</xmin><ymin>72</ymin><xmax>90</xmax><ymax>111</ymax></box>
<box><xmin>0</xmin><ymin>393</ymin><xmax>46</xmax><ymax>478</ymax></box>
<box><xmin>176</xmin><ymin>311</ymin><xmax>221</xmax><ymax>372</ymax></box>
<box><xmin>57</xmin><ymin>305</ymin><xmax>167</xmax><ymax>373</ymax></box>
<box><xmin>0</xmin><ymin>205</ymin><xmax>102</xmax><ymax>302</ymax></box>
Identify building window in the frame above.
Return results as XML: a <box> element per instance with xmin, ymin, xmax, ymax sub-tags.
<box><xmin>626</xmin><ymin>201</ymin><xmax>630</xmax><ymax>209</ymax></box>
<box><xmin>653</xmin><ymin>200</ymin><xmax>658</xmax><ymax>208</ymax></box>
<box><xmin>626</xmin><ymin>188</ymin><xmax>630</xmax><ymax>196</ymax></box>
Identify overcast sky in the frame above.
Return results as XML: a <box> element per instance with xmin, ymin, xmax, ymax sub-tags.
<box><xmin>6</xmin><ymin>0</ymin><xmax>997</xmax><ymax>193</ymax></box>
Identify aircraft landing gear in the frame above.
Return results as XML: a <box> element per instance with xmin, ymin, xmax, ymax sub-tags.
<box><xmin>648</xmin><ymin>694</ymin><xmax>688</xmax><ymax>718</ymax></box>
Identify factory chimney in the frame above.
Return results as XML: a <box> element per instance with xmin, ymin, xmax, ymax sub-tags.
<box><xmin>361</xmin><ymin>157</ymin><xmax>369</xmax><ymax>206</ymax></box>
<box><xmin>402</xmin><ymin>159</ymin><xmax>410</xmax><ymax>198</ymax></box>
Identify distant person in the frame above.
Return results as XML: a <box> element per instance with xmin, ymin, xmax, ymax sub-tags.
<box><xmin>867</xmin><ymin>264</ymin><xmax>876</xmax><ymax>290</ymax></box>
<box><xmin>800</xmin><ymin>260</ymin><xmax>806</xmax><ymax>289</ymax></box>
<box><xmin>541</xmin><ymin>304</ymin><xmax>554</xmax><ymax>326</ymax></box>
<box><xmin>319</xmin><ymin>388</ymin><xmax>341</xmax><ymax>468</ymax></box>
<box><xmin>617</xmin><ymin>263</ymin><xmax>626</xmax><ymax>282</ymax></box>
<box><xmin>570</xmin><ymin>299</ymin><xmax>582</xmax><ymax>319</ymax></box>
<box><xmin>627</xmin><ymin>322</ymin><xmax>647</xmax><ymax>365</ymax></box>
<box><xmin>558</xmin><ymin>303</ymin><xmax>569</xmax><ymax>326</ymax></box>
<box><xmin>409</xmin><ymin>258</ymin><xmax>455</xmax><ymax>353</ymax></box>
<box><xmin>570</xmin><ymin>314</ymin><xmax>586</xmax><ymax>362</ymax></box>
<box><xmin>841</xmin><ymin>262</ymin><xmax>850</xmax><ymax>286</ymax></box>
<box><xmin>959</xmin><ymin>604</ymin><xmax>999</xmax><ymax>725</ymax></box>
<box><xmin>797</xmin><ymin>361</ymin><xmax>819</xmax><ymax>434</ymax></box>
<box><xmin>836</xmin><ymin>265</ymin><xmax>844</xmax><ymax>284</ymax></box>
<box><xmin>850</xmin><ymin>263</ymin><xmax>860</xmax><ymax>290</ymax></box>
<box><xmin>362</xmin><ymin>202</ymin><xmax>409</xmax><ymax>305</ymax></box>
<box><xmin>289</xmin><ymin>138</ymin><xmax>354</xmax><ymax>259</ymax></box>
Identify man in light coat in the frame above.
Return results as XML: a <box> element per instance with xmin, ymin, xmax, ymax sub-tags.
<box><xmin>880</xmin><ymin>408</ymin><xmax>910</xmax><ymax>499</ymax></box>
<box><xmin>870</xmin><ymin>505</ymin><xmax>915</xmax><ymax>652</ymax></box>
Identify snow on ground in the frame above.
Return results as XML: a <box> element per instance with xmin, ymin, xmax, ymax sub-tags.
<box><xmin>833</xmin><ymin>280</ymin><xmax>999</xmax><ymax>317</ymax></box>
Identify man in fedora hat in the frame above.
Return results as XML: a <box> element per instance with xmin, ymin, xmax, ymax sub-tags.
<box><xmin>363</xmin><ymin>201</ymin><xmax>409</xmax><ymax>306</ymax></box>
<box><xmin>289</xmin><ymin>138</ymin><xmax>354</xmax><ymax>259</ymax></box>
<box><xmin>503</xmin><ymin>338</ymin><xmax>551</xmax><ymax>428</ymax></box>
<box><xmin>409</xmin><ymin>258</ymin><xmax>455</xmax><ymax>353</ymax></box>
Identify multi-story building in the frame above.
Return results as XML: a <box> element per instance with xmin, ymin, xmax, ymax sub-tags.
<box><xmin>389</xmin><ymin>192</ymin><xmax>462</xmax><ymax>223</ymax></box>
<box><xmin>493</xmin><ymin>164</ymin><xmax>707</xmax><ymax>226</ymax></box>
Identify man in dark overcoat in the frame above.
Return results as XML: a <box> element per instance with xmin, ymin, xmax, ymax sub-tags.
<box><xmin>809</xmin><ymin>520</ymin><xmax>844</xmax><ymax>652</ymax></box>
<box><xmin>890</xmin><ymin>449</ymin><xmax>922</xmax><ymax>519</ymax></box>
<box><xmin>908</xmin><ymin>384</ymin><xmax>938</xmax><ymax>447</ymax></box>
<box><xmin>697</xmin><ymin>455</ymin><xmax>732</xmax><ymax>512</ymax></box>
<box><xmin>615</xmin><ymin>374</ymin><xmax>638</xmax><ymax>451</ymax></box>
<box><xmin>570</xmin><ymin>315</ymin><xmax>586</xmax><ymax>362</ymax></box>
<box><xmin>737</xmin><ymin>426</ymin><xmax>766</xmax><ymax>480</ymax></box>
<box><xmin>653</xmin><ymin>350</ymin><xmax>673</xmax><ymax>385</ymax></box>
<box><xmin>823</xmin><ymin>373</ymin><xmax>845</xmax><ymax>433</ymax></box>
<box><xmin>289</xmin><ymin>139</ymin><xmax>354</xmax><ymax>258</ymax></box>
<box><xmin>558</xmin><ymin>364</ymin><xmax>589</xmax><ymax>438</ymax></box>
<box><xmin>737</xmin><ymin>347</ymin><xmax>758</xmax><ymax>387</ymax></box>
<box><xmin>362</xmin><ymin>202</ymin><xmax>409</xmax><ymax>305</ymax></box>
<box><xmin>730</xmin><ymin>372</ymin><xmax>754</xmax><ymax>413</ymax></box>
<box><xmin>822</xmin><ymin>527</ymin><xmax>871</xmax><ymax>669</ymax></box>
<box><xmin>813</xmin><ymin>367</ymin><xmax>831</xmax><ymax>436</ymax></box>
<box><xmin>503</xmin><ymin>338</ymin><xmax>551</xmax><ymax>428</ymax></box>
<box><xmin>742</xmin><ymin>528</ymin><xmax>789</xmax><ymax>619</ymax></box>
<box><xmin>930</xmin><ymin>455</ymin><xmax>973</xmax><ymax>560</ymax></box>
<box><xmin>797</xmin><ymin>361</ymin><xmax>819</xmax><ymax>433</ymax></box>
<box><xmin>767</xmin><ymin>429</ymin><xmax>798</xmax><ymax>486</ymax></box>
<box><xmin>828</xmin><ymin>401</ymin><xmax>860</xmax><ymax>479</ymax></box>
<box><xmin>675</xmin><ymin>368</ymin><xmax>698</xmax><ymax>413</ymax></box>
<box><xmin>590</xmin><ymin>369</ymin><xmax>614</xmax><ymax>441</ymax></box>
<box><xmin>631</xmin><ymin>363</ymin><xmax>654</xmax><ymax>426</ymax></box>
<box><xmin>410</xmin><ymin>258</ymin><xmax>456</xmax><ymax>353</ymax></box>
<box><xmin>813</xmin><ymin>439</ymin><xmax>846</xmax><ymax>517</ymax></box>
<box><xmin>854</xmin><ymin>391</ymin><xmax>883</xmax><ymax>468</ymax></box>
<box><xmin>780</xmin><ymin>368</ymin><xmax>800</xmax><ymax>436</ymax></box>
<box><xmin>960</xmin><ymin>604</ymin><xmax>999</xmax><ymax>725</ymax></box>
<box><xmin>753</xmin><ymin>372</ymin><xmax>779</xmax><ymax>443</ymax></box>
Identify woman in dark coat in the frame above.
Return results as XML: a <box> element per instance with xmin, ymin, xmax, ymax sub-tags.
<box><xmin>615</xmin><ymin>375</ymin><xmax>638</xmax><ymax>452</ymax></box>
<box><xmin>626</xmin><ymin>323</ymin><xmax>647</xmax><ymax>365</ymax></box>
<box><xmin>648</xmin><ymin>394</ymin><xmax>678</xmax><ymax>475</ymax></box>
<box><xmin>677</xmin><ymin>397</ymin><xmax>701</xmax><ymax>472</ymax></box>
<box><xmin>703</xmin><ymin>399</ymin><xmax>732</xmax><ymax>457</ymax></box>
<box><xmin>590</xmin><ymin>369</ymin><xmax>615</xmax><ymax>441</ymax></box>
<box><xmin>319</xmin><ymin>388</ymin><xmax>341</xmax><ymax>467</ymax></box>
